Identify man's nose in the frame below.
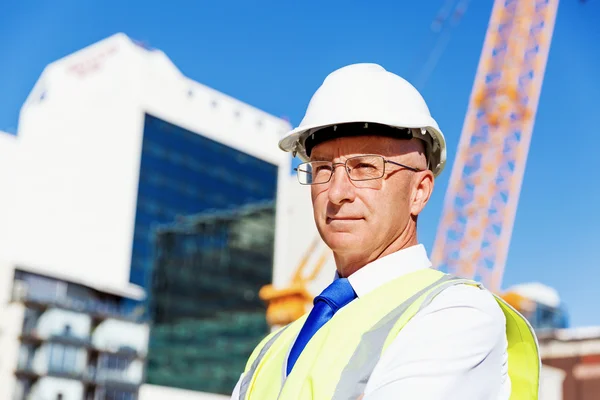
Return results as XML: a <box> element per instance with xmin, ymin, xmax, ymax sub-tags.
<box><xmin>327</xmin><ymin>163</ymin><xmax>356</xmax><ymax>205</ymax></box>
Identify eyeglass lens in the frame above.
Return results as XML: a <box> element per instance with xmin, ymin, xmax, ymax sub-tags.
<box><xmin>297</xmin><ymin>155</ymin><xmax>385</xmax><ymax>185</ymax></box>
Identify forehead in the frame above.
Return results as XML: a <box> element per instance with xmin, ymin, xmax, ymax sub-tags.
<box><xmin>309</xmin><ymin>135</ymin><xmax>415</xmax><ymax>159</ymax></box>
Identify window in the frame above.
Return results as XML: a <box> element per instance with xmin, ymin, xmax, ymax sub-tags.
<box><xmin>48</xmin><ymin>344</ymin><xmax>62</xmax><ymax>371</ymax></box>
<box><xmin>17</xmin><ymin>345</ymin><xmax>34</xmax><ymax>370</ymax></box>
<box><xmin>22</xmin><ymin>307</ymin><xmax>40</xmax><ymax>335</ymax></box>
<box><xmin>48</xmin><ymin>343</ymin><xmax>79</xmax><ymax>374</ymax></box>
<box><xmin>104</xmin><ymin>388</ymin><xmax>136</xmax><ymax>400</ymax></box>
<box><xmin>14</xmin><ymin>272</ymin><xmax>61</xmax><ymax>303</ymax></box>
<box><xmin>138</xmin><ymin>114</ymin><xmax>278</xmax><ymax>394</ymax></box>
<box><xmin>102</xmin><ymin>354</ymin><xmax>130</xmax><ymax>371</ymax></box>
<box><xmin>97</xmin><ymin>354</ymin><xmax>134</xmax><ymax>384</ymax></box>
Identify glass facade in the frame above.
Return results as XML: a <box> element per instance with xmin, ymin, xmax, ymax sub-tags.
<box><xmin>134</xmin><ymin>115</ymin><xmax>278</xmax><ymax>394</ymax></box>
<box><xmin>130</xmin><ymin>114</ymin><xmax>278</xmax><ymax>291</ymax></box>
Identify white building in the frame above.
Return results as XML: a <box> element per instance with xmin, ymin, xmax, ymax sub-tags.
<box><xmin>0</xmin><ymin>261</ymin><xmax>149</xmax><ymax>400</ymax></box>
<box><xmin>3</xmin><ymin>32</ymin><xmax>292</xmax><ymax>295</ymax></box>
<box><xmin>0</xmin><ymin>32</ymin><xmax>297</xmax><ymax>399</ymax></box>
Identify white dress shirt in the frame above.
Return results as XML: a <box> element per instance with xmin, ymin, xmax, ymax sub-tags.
<box><xmin>230</xmin><ymin>244</ymin><xmax>510</xmax><ymax>399</ymax></box>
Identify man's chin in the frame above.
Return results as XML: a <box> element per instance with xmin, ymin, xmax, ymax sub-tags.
<box><xmin>322</xmin><ymin>231</ymin><xmax>360</xmax><ymax>252</ymax></box>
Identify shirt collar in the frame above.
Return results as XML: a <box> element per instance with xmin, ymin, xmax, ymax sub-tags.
<box><xmin>335</xmin><ymin>244</ymin><xmax>432</xmax><ymax>298</ymax></box>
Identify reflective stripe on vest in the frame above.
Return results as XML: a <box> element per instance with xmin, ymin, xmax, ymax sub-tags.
<box><xmin>239</xmin><ymin>325</ymin><xmax>290</xmax><ymax>400</ymax></box>
<box><xmin>332</xmin><ymin>274</ymin><xmax>469</xmax><ymax>399</ymax></box>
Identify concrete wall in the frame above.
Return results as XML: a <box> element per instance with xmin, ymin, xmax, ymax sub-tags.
<box><xmin>10</xmin><ymin>48</ymin><xmax>144</xmax><ymax>293</ymax></box>
<box><xmin>92</xmin><ymin>318</ymin><xmax>149</xmax><ymax>357</ymax></box>
<box><xmin>0</xmin><ymin>303</ymin><xmax>24</xmax><ymax>400</ymax></box>
<box><xmin>541</xmin><ymin>365</ymin><xmax>567</xmax><ymax>400</ymax></box>
<box><xmin>0</xmin><ymin>133</ymin><xmax>19</xmax><ymax>267</ymax></box>
<box><xmin>540</xmin><ymin>332</ymin><xmax>600</xmax><ymax>400</ymax></box>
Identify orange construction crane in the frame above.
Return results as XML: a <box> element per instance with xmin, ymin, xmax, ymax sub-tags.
<box><xmin>430</xmin><ymin>0</ymin><xmax>560</xmax><ymax>299</ymax></box>
<box><xmin>259</xmin><ymin>237</ymin><xmax>330</xmax><ymax>327</ymax></box>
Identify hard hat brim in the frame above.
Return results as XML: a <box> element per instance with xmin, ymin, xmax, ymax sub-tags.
<box><xmin>278</xmin><ymin>120</ymin><xmax>447</xmax><ymax>177</ymax></box>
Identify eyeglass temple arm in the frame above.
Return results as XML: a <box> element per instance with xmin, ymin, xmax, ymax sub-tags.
<box><xmin>385</xmin><ymin>160</ymin><xmax>422</xmax><ymax>172</ymax></box>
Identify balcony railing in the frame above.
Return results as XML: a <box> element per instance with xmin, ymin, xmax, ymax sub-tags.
<box><xmin>13</xmin><ymin>289</ymin><xmax>141</xmax><ymax>323</ymax></box>
<box><xmin>19</xmin><ymin>334</ymin><xmax>146</xmax><ymax>362</ymax></box>
<box><xmin>15</xmin><ymin>364</ymin><xmax>89</xmax><ymax>383</ymax></box>
<box><xmin>15</xmin><ymin>361</ymin><xmax>142</xmax><ymax>388</ymax></box>
<box><xmin>21</xmin><ymin>331</ymin><xmax>91</xmax><ymax>346</ymax></box>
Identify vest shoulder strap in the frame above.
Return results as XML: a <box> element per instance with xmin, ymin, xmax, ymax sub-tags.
<box><xmin>493</xmin><ymin>295</ymin><xmax>541</xmax><ymax>399</ymax></box>
<box><xmin>333</xmin><ymin>275</ymin><xmax>540</xmax><ymax>400</ymax></box>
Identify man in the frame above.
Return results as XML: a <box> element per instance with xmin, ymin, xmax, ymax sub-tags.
<box><xmin>231</xmin><ymin>63</ymin><xmax>539</xmax><ymax>399</ymax></box>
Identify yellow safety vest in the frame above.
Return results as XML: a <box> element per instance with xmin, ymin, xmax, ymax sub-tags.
<box><xmin>238</xmin><ymin>268</ymin><xmax>540</xmax><ymax>400</ymax></box>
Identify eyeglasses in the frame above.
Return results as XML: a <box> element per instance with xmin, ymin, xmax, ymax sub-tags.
<box><xmin>294</xmin><ymin>155</ymin><xmax>422</xmax><ymax>185</ymax></box>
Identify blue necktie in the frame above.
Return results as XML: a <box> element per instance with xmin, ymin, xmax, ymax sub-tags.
<box><xmin>286</xmin><ymin>277</ymin><xmax>357</xmax><ymax>375</ymax></box>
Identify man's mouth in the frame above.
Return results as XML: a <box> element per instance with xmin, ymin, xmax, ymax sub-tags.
<box><xmin>326</xmin><ymin>216</ymin><xmax>362</xmax><ymax>223</ymax></box>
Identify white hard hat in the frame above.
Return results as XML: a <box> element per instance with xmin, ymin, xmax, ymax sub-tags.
<box><xmin>278</xmin><ymin>63</ymin><xmax>447</xmax><ymax>177</ymax></box>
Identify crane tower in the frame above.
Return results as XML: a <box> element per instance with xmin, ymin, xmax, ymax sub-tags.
<box><xmin>430</xmin><ymin>0</ymin><xmax>560</xmax><ymax>293</ymax></box>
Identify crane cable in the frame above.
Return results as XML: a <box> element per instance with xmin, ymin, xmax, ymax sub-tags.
<box><xmin>407</xmin><ymin>0</ymin><xmax>472</xmax><ymax>90</ymax></box>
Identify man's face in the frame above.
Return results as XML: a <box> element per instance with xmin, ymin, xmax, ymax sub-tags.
<box><xmin>309</xmin><ymin>135</ymin><xmax>433</xmax><ymax>275</ymax></box>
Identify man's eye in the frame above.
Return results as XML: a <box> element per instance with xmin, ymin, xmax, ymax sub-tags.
<box><xmin>355</xmin><ymin>163</ymin><xmax>376</xmax><ymax>169</ymax></box>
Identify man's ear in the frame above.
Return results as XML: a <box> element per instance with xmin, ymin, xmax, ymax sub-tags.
<box><xmin>410</xmin><ymin>170</ymin><xmax>434</xmax><ymax>217</ymax></box>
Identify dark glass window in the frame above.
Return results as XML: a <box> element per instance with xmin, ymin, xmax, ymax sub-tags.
<box><xmin>103</xmin><ymin>388</ymin><xmax>136</xmax><ymax>400</ymax></box>
<box><xmin>136</xmin><ymin>114</ymin><xmax>278</xmax><ymax>394</ymax></box>
<box><xmin>48</xmin><ymin>343</ymin><xmax>79</xmax><ymax>374</ymax></box>
<box><xmin>130</xmin><ymin>114</ymin><xmax>278</xmax><ymax>290</ymax></box>
<box><xmin>99</xmin><ymin>353</ymin><xmax>131</xmax><ymax>373</ymax></box>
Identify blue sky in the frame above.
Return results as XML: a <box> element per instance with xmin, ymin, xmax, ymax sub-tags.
<box><xmin>1</xmin><ymin>0</ymin><xmax>598</xmax><ymax>327</ymax></box>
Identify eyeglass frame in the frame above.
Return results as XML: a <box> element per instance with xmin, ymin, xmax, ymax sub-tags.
<box><xmin>293</xmin><ymin>154</ymin><xmax>423</xmax><ymax>185</ymax></box>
